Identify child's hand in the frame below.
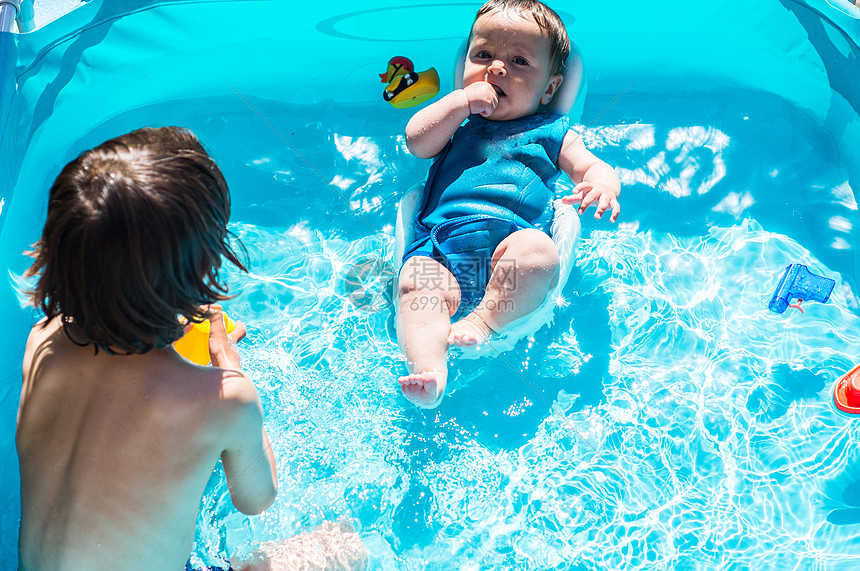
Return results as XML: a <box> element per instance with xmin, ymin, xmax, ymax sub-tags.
<box><xmin>207</xmin><ymin>304</ymin><xmax>246</xmax><ymax>370</ymax></box>
<box><xmin>562</xmin><ymin>181</ymin><xmax>621</xmax><ymax>222</ymax></box>
<box><xmin>462</xmin><ymin>82</ymin><xmax>498</xmax><ymax>117</ymax></box>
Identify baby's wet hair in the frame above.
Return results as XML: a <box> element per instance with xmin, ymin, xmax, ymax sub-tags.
<box><xmin>473</xmin><ymin>0</ymin><xmax>571</xmax><ymax>75</ymax></box>
<box><xmin>26</xmin><ymin>126</ymin><xmax>247</xmax><ymax>354</ymax></box>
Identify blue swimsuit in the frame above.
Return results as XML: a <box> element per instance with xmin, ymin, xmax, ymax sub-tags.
<box><xmin>403</xmin><ymin>112</ymin><xmax>570</xmax><ymax>318</ymax></box>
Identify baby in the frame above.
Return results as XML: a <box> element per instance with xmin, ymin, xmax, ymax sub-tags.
<box><xmin>397</xmin><ymin>0</ymin><xmax>621</xmax><ymax>408</ymax></box>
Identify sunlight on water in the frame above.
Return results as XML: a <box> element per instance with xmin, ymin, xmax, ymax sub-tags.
<box><xmin>177</xmin><ymin>94</ymin><xmax>860</xmax><ymax>569</ymax></box>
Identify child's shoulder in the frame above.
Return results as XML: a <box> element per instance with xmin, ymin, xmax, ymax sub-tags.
<box><xmin>160</xmin><ymin>355</ymin><xmax>260</xmax><ymax>420</ymax></box>
<box><xmin>217</xmin><ymin>366</ymin><xmax>261</xmax><ymax>407</ymax></box>
<box><xmin>24</xmin><ymin>316</ymin><xmax>62</xmax><ymax>361</ymax></box>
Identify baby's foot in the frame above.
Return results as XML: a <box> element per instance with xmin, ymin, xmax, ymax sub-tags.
<box><xmin>398</xmin><ymin>370</ymin><xmax>447</xmax><ymax>408</ymax></box>
<box><xmin>448</xmin><ymin>312</ymin><xmax>494</xmax><ymax>348</ymax></box>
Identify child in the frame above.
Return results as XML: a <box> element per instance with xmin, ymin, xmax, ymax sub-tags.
<box><xmin>397</xmin><ymin>0</ymin><xmax>621</xmax><ymax>408</ymax></box>
<box><xmin>16</xmin><ymin>127</ymin><xmax>278</xmax><ymax>570</ymax></box>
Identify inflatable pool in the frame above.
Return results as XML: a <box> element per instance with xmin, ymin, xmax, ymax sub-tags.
<box><xmin>1</xmin><ymin>1</ymin><xmax>859</xmax><ymax>568</ymax></box>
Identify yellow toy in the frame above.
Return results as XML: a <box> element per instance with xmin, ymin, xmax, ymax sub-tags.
<box><xmin>379</xmin><ymin>56</ymin><xmax>439</xmax><ymax>109</ymax></box>
<box><xmin>173</xmin><ymin>313</ymin><xmax>236</xmax><ymax>366</ymax></box>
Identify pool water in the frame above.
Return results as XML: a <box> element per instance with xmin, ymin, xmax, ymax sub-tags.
<box><xmin>2</xmin><ymin>1</ymin><xmax>860</xmax><ymax>569</ymax></box>
<box><xmin>126</xmin><ymin>91</ymin><xmax>860</xmax><ymax>569</ymax></box>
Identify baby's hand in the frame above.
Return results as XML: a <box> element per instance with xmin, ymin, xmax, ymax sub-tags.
<box><xmin>562</xmin><ymin>181</ymin><xmax>621</xmax><ymax>222</ymax></box>
<box><xmin>462</xmin><ymin>82</ymin><xmax>498</xmax><ymax>117</ymax></box>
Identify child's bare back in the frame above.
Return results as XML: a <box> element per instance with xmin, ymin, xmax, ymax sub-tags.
<box><xmin>18</xmin><ymin>314</ymin><xmax>272</xmax><ymax>570</ymax></box>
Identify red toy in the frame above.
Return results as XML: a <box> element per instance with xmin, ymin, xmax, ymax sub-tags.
<box><xmin>833</xmin><ymin>363</ymin><xmax>860</xmax><ymax>415</ymax></box>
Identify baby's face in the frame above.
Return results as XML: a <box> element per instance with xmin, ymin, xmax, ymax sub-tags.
<box><xmin>464</xmin><ymin>10</ymin><xmax>561</xmax><ymax>121</ymax></box>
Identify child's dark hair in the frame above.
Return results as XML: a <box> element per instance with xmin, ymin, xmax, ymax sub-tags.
<box><xmin>26</xmin><ymin>126</ymin><xmax>247</xmax><ymax>354</ymax></box>
<box><xmin>473</xmin><ymin>0</ymin><xmax>571</xmax><ymax>75</ymax></box>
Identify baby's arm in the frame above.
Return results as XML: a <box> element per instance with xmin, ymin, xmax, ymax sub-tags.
<box><xmin>210</xmin><ymin>309</ymin><xmax>278</xmax><ymax>515</ymax></box>
<box><xmin>405</xmin><ymin>82</ymin><xmax>499</xmax><ymax>159</ymax></box>
<box><xmin>558</xmin><ymin>131</ymin><xmax>621</xmax><ymax>222</ymax></box>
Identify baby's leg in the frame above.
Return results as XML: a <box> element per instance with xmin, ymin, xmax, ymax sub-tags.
<box><xmin>396</xmin><ymin>256</ymin><xmax>461</xmax><ymax>408</ymax></box>
<box><xmin>450</xmin><ymin>229</ymin><xmax>559</xmax><ymax>346</ymax></box>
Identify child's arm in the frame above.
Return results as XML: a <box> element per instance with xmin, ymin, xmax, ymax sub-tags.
<box><xmin>220</xmin><ymin>376</ymin><xmax>278</xmax><ymax>515</ymax></box>
<box><xmin>558</xmin><ymin>130</ymin><xmax>621</xmax><ymax>222</ymax></box>
<box><xmin>405</xmin><ymin>82</ymin><xmax>499</xmax><ymax>159</ymax></box>
<box><xmin>209</xmin><ymin>309</ymin><xmax>278</xmax><ymax>515</ymax></box>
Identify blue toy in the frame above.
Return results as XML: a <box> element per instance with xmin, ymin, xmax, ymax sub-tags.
<box><xmin>768</xmin><ymin>263</ymin><xmax>835</xmax><ymax>314</ymax></box>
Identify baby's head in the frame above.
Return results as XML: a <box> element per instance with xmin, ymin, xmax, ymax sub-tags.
<box><xmin>465</xmin><ymin>0</ymin><xmax>570</xmax><ymax>120</ymax></box>
<box><xmin>27</xmin><ymin>126</ymin><xmax>246</xmax><ymax>354</ymax></box>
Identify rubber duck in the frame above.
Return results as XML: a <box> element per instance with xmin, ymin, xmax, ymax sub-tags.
<box><xmin>379</xmin><ymin>56</ymin><xmax>439</xmax><ymax>109</ymax></box>
<box><xmin>173</xmin><ymin>312</ymin><xmax>237</xmax><ymax>366</ymax></box>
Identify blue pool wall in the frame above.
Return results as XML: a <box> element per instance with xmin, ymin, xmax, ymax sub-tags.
<box><xmin>0</xmin><ymin>1</ymin><xmax>858</xmax><ymax>567</ymax></box>
<box><xmin>0</xmin><ymin>25</ymin><xmax>17</xmax><ymax>569</ymax></box>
